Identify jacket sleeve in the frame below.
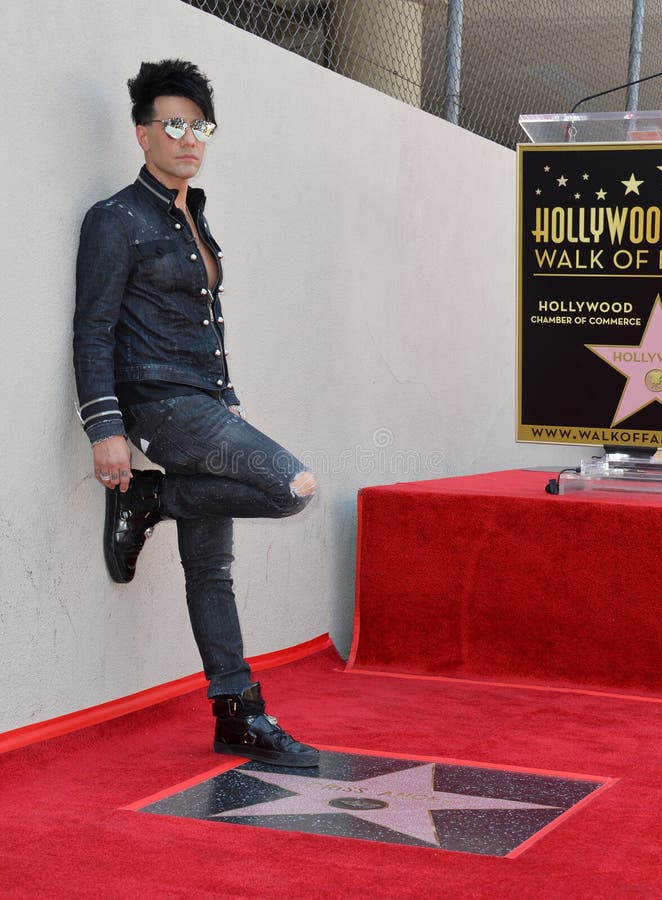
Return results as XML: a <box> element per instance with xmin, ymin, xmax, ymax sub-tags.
<box><xmin>73</xmin><ymin>205</ymin><xmax>131</xmax><ymax>444</ymax></box>
<box><xmin>221</xmin><ymin>383</ymin><xmax>240</xmax><ymax>407</ymax></box>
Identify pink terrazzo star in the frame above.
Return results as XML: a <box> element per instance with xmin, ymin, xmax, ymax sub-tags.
<box><xmin>210</xmin><ymin>764</ymin><xmax>558</xmax><ymax>847</ymax></box>
<box><xmin>587</xmin><ymin>295</ymin><xmax>662</xmax><ymax>425</ymax></box>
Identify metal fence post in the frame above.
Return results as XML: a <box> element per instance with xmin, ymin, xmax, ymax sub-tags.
<box><xmin>626</xmin><ymin>0</ymin><xmax>646</xmax><ymax>110</ymax></box>
<box><xmin>442</xmin><ymin>0</ymin><xmax>464</xmax><ymax>125</ymax></box>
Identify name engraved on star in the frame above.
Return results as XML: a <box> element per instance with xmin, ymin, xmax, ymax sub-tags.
<box><xmin>376</xmin><ymin>791</ymin><xmax>434</xmax><ymax>801</ymax></box>
<box><xmin>319</xmin><ymin>783</ymin><xmax>367</xmax><ymax>793</ymax></box>
<box><xmin>319</xmin><ymin>783</ymin><xmax>437</xmax><ymax>802</ymax></box>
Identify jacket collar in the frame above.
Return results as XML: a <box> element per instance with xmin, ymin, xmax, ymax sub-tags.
<box><xmin>135</xmin><ymin>165</ymin><xmax>206</xmax><ymax>215</ymax></box>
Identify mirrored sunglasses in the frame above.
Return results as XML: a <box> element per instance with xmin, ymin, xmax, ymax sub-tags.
<box><xmin>148</xmin><ymin>117</ymin><xmax>216</xmax><ymax>142</ymax></box>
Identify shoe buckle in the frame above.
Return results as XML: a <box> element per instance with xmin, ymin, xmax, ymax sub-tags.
<box><xmin>243</xmin><ymin>730</ymin><xmax>257</xmax><ymax>745</ymax></box>
<box><xmin>144</xmin><ymin>527</ymin><xmax>154</xmax><ymax>538</ymax></box>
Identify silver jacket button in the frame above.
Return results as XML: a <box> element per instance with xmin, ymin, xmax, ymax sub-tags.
<box><xmin>190</xmin><ymin>253</ymin><xmax>198</xmax><ymax>261</ymax></box>
<box><xmin>214</xmin><ymin>349</ymin><xmax>222</xmax><ymax>357</ymax></box>
<box><xmin>217</xmin><ymin>316</ymin><xmax>224</xmax><ymax>323</ymax></box>
<box><xmin>227</xmin><ymin>382</ymin><xmax>233</xmax><ymax>389</ymax></box>
<box><xmin>202</xmin><ymin>319</ymin><xmax>210</xmax><ymax>326</ymax></box>
<box><xmin>200</xmin><ymin>288</ymin><xmax>208</xmax><ymax>296</ymax></box>
<box><xmin>216</xmin><ymin>378</ymin><xmax>224</xmax><ymax>386</ymax></box>
<box><xmin>218</xmin><ymin>250</ymin><xmax>224</xmax><ymax>258</ymax></box>
<box><xmin>174</xmin><ymin>222</ymin><xmax>182</xmax><ymax>230</ymax></box>
<box><xmin>218</xmin><ymin>286</ymin><xmax>225</xmax><ymax>293</ymax></box>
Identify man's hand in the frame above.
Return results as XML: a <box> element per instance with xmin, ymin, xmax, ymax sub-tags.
<box><xmin>93</xmin><ymin>436</ymin><xmax>132</xmax><ymax>492</ymax></box>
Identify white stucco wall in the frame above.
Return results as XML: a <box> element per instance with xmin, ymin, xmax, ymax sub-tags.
<box><xmin>0</xmin><ymin>0</ymin><xmax>581</xmax><ymax>733</ymax></box>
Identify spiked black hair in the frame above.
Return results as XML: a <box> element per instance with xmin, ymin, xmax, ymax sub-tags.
<box><xmin>127</xmin><ymin>59</ymin><xmax>216</xmax><ymax>125</ymax></box>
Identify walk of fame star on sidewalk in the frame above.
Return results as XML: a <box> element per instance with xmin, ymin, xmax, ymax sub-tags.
<box><xmin>208</xmin><ymin>763</ymin><xmax>560</xmax><ymax>847</ymax></box>
<box><xmin>131</xmin><ymin>750</ymin><xmax>610</xmax><ymax>857</ymax></box>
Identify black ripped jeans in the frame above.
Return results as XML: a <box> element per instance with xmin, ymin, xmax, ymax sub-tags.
<box><xmin>125</xmin><ymin>394</ymin><xmax>312</xmax><ymax>696</ymax></box>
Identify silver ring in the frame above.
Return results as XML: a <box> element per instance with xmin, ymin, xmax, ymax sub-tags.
<box><xmin>100</xmin><ymin>473</ymin><xmax>111</xmax><ymax>481</ymax></box>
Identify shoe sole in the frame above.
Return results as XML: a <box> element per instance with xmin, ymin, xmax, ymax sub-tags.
<box><xmin>213</xmin><ymin>741</ymin><xmax>319</xmax><ymax>767</ymax></box>
<box><xmin>103</xmin><ymin>489</ymin><xmax>132</xmax><ymax>584</ymax></box>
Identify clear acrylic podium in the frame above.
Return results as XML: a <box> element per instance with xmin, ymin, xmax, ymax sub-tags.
<box><xmin>519</xmin><ymin>110</ymin><xmax>662</xmax><ymax>144</ymax></box>
<box><xmin>519</xmin><ymin>110</ymin><xmax>662</xmax><ymax>495</ymax></box>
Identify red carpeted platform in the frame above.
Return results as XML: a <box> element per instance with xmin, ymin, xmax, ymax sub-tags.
<box><xmin>349</xmin><ymin>470</ymin><xmax>662</xmax><ymax>693</ymax></box>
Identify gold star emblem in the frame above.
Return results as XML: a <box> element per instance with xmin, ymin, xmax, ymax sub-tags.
<box><xmin>582</xmin><ymin>173</ymin><xmax>589</xmax><ymax>180</ymax></box>
<box><xmin>596</xmin><ymin>188</ymin><xmax>607</xmax><ymax>199</ymax></box>
<box><xmin>574</xmin><ymin>193</ymin><xmax>581</xmax><ymax>199</ymax></box>
<box><xmin>544</xmin><ymin>165</ymin><xmax>550</xmax><ymax>173</ymax></box>
<box><xmin>557</xmin><ymin>175</ymin><xmax>568</xmax><ymax>187</ymax></box>
<box><xmin>622</xmin><ymin>173</ymin><xmax>643</xmax><ymax>195</ymax></box>
<box><xmin>535</xmin><ymin>188</ymin><xmax>542</xmax><ymax>195</ymax></box>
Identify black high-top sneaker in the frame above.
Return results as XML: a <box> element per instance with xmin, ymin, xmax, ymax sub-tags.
<box><xmin>212</xmin><ymin>682</ymin><xmax>319</xmax><ymax>767</ymax></box>
<box><xmin>103</xmin><ymin>469</ymin><xmax>163</xmax><ymax>583</ymax></box>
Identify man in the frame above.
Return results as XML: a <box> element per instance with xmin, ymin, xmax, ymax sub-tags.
<box><xmin>73</xmin><ymin>59</ymin><xmax>318</xmax><ymax>767</ymax></box>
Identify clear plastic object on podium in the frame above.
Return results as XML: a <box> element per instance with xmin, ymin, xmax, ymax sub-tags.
<box><xmin>559</xmin><ymin>453</ymin><xmax>662</xmax><ymax>495</ymax></box>
<box><xmin>519</xmin><ymin>110</ymin><xmax>662</xmax><ymax>144</ymax></box>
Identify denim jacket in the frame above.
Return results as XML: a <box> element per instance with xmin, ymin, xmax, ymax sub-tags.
<box><xmin>73</xmin><ymin>166</ymin><xmax>240</xmax><ymax>444</ymax></box>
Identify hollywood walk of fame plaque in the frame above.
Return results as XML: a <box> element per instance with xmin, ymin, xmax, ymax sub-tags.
<box><xmin>518</xmin><ymin>142</ymin><xmax>662</xmax><ymax>449</ymax></box>
<box><xmin>130</xmin><ymin>750</ymin><xmax>610</xmax><ymax>858</ymax></box>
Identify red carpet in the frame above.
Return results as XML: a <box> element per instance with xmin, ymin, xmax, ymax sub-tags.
<box><xmin>350</xmin><ymin>469</ymin><xmax>662</xmax><ymax>693</ymax></box>
<box><xmin>1</xmin><ymin>646</ymin><xmax>661</xmax><ymax>898</ymax></box>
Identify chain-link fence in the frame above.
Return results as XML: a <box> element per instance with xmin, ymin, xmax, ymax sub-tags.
<box><xmin>181</xmin><ymin>1</ymin><xmax>662</xmax><ymax>148</ymax></box>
